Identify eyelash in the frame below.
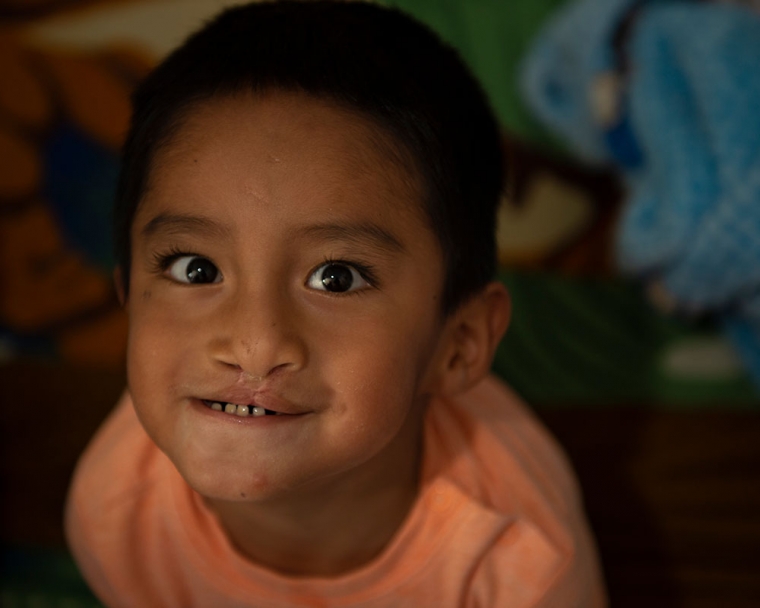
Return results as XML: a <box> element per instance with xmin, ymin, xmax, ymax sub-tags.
<box><xmin>316</xmin><ymin>256</ymin><xmax>380</xmax><ymax>291</ymax></box>
<box><xmin>150</xmin><ymin>246</ymin><xmax>196</xmax><ymax>275</ymax></box>
<box><xmin>150</xmin><ymin>249</ymin><xmax>380</xmax><ymax>290</ymax></box>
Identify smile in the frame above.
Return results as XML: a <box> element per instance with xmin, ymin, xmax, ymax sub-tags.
<box><xmin>201</xmin><ymin>400</ymin><xmax>284</xmax><ymax>417</ymax></box>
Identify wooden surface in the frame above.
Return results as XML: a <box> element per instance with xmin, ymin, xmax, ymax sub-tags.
<box><xmin>1</xmin><ymin>359</ymin><xmax>759</xmax><ymax>606</ymax></box>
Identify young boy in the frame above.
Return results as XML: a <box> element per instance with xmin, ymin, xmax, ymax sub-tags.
<box><xmin>65</xmin><ymin>2</ymin><xmax>606</xmax><ymax>605</ymax></box>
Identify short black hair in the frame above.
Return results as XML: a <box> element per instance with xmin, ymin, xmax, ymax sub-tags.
<box><xmin>115</xmin><ymin>0</ymin><xmax>504</xmax><ymax>313</ymax></box>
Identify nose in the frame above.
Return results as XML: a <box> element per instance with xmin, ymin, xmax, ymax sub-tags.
<box><xmin>208</xmin><ymin>285</ymin><xmax>307</xmax><ymax>379</ymax></box>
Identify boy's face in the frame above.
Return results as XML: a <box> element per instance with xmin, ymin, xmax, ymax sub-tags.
<box><xmin>126</xmin><ymin>92</ymin><xmax>453</xmax><ymax>502</ymax></box>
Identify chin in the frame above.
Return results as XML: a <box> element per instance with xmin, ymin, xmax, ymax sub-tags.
<box><xmin>179</xmin><ymin>460</ymin><xmax>284</xmax><ymax>503</ymax></box>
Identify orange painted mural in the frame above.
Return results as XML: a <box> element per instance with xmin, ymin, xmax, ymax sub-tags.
<box><xmin>0</xmin><ymin>13</ymin><xmax>154</xmax><ymax>366</ymax></box>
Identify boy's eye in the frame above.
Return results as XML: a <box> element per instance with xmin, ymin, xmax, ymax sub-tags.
<box><xmin>166</xmin><ymin>256</ymin><xmax>221</xmax><ymax>284</ymax></box>
<box><xmin>307</xmin><ymin>263</ymin><xmax>368</xmax><ymax>293</ymax></box>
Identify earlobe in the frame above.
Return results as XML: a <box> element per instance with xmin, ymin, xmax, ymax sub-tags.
<box><xmin>437</xmin><ymin>281</ymin><xmax>511</xmax><ymax>397</ymax></box>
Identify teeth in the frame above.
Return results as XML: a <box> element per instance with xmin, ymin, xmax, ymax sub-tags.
<box><xmin>206</xmin><ymin>401</ymin><xmax>277</xmax><ymax>417</ymax></box>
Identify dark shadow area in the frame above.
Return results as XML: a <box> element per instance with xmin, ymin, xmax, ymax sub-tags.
<box><xmin>538</xmin><ymin>407</ymin><xmax>760</xmax><ymax>608</ymax></box>
<box><xmin>0</xmin><ymin>359</ymin><xmax>125</xmax><ymax>547</ymax></box>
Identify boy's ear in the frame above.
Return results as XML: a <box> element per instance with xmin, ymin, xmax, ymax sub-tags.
<box><xmin>113</xmin><ymin>266</ymin><xmax>127</xmax><ymax>308</ymax></box>
<box><xmin>435</xmin><ymin>281</ymin><xmax>511</xmax><ymax>397</ymax></box>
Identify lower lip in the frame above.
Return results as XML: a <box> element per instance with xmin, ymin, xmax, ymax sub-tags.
<box><xmin>189</xmin><ymin>398</ymin><xmax>309</xmax><ymax>426</ymax></box>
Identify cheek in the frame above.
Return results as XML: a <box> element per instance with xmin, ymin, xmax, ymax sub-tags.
<box><xmin>319</xmin><ymin>322</ymin><xmax>435</xmax><ymax>442</ymax></box>
<box><xmin>127</xmin><ymin>291</ymin><xmax>195</xmax><ymax>366</ymax></box>
<box><xmin>125</xmin><ymin>301</ymin><xmax>192</xmax><ymax>427</ymax></box>
<box><xmin>127</xmin><ymin>311</ymin><xmax>173</xmax><ymax>383</ymax></box>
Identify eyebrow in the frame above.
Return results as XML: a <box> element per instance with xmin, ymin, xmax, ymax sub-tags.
<box><xmin>141</xmin><ymin>213</ymin><xmax>232</xmax><ymax>240</ymax></box>
<box><xmin>140</xmin><ymin>213</ymin><xmax>405</xmax><ymax>254</ymax></box>
<box><xmin>298</xmin><ymin>222</ymin><xmax>405</xmax><ymax>254</ymax></box>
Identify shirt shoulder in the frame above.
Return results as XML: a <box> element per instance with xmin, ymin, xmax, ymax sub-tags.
<box><xmin>423</xmin><ymin>375</ymin><xmax>607</xmax><ymax>607</ymax></box>
<box><xmin>426</xmin><ymin>375</ymin><xmax>577</xmax><ymax>515</ymax></box>
<box><xmin>64</xmin><ymin>392</ymin><xmax>174</xmax><ymax>606</ymax></box>
<box><xmin>66</xmin><ymin>392</ymin><xmax>164</xmax><ymax>516</ymax></box>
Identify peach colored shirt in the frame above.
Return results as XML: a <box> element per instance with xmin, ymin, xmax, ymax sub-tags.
<box><xmin>66</xmin><ymin>376</ymin><xmax>606</xmax><ymax>607</ymax></box>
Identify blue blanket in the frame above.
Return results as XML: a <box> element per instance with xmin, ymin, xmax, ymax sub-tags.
<box><xmin>521</xmin><ymin>0</ymin><xmax>760</xmax><ymax>388</ymax></box>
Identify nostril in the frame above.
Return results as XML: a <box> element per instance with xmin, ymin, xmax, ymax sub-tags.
<box><xmin>220</xmin><ymin>361</ymin><xmax>247</xmax><ymax>373</ymax></box>
<box><xmin>211</xmin><ymin>320</ymin><xmax>306</xmax><ymax>378</ymax></box>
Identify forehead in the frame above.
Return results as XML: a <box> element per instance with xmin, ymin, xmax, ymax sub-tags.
<box><xmin>138</xmin><ymin>91</ymin><xmax>427</xmax><ymax>228</ymax></box>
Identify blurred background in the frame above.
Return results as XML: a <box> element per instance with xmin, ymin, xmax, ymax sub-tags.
<box><xmin>1</xmin><ymin>0</ymin><xmax>759</xmax><ymax>605</ymax></box>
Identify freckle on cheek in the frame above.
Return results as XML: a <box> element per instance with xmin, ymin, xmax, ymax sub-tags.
<box><xmin>142</xmin><ymin>290</ymin><xmax>151</xmax><ymax>300</ymax></box>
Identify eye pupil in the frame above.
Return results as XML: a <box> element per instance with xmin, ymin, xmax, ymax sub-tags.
<box><xmin>321</xmin><ymin>264</ymin><xmax>353</xmax><ymax>292</ymax></box>
<box><xmin>186</xmin><ymin>258</ymin><xmax>218</xmax><ymax>283</ymax></box>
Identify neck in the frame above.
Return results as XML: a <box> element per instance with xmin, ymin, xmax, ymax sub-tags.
<box><xmin>207</xmin><ymin>410</ymin><xmax>425</xmax><ymax>577</ymax></box>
